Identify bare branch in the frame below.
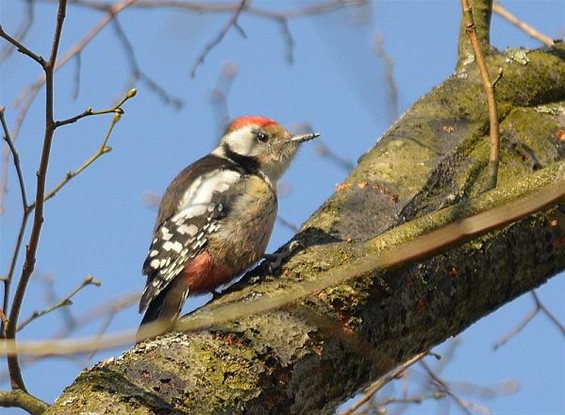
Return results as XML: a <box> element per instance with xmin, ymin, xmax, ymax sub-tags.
<box><xmin>54</xmin><ymin>87</ymin><xmax>136</xmax><ymax>128</ymax></box>
<box><xmin>209</xmin><ymin>61</ymin><xmax>239</xmax><ymax>132</ymax></box>
<box><xmin>374</xmin><ymin>33</ymin><xmax>398</xmax><ymax>124</ymax></box>
<box><xmin>535</xmin><ymin>291</ymin><xmax>565</xmax><ymax>336</ymax></box>
<box><xmin>12</xmin><ymin>0</ymin><xmax>138</xmax><ymax>127</ymax></box>
<box><xmin>111</xmin><ymin>17</ymin><xmax>184</xmax><ymax>108</ymax></box>
<box><xmin>493</xmin><ymin>1</ymin><xmax>554</xmax><ymax>47</ymax></box>
<box><xmin>0</xmin><ymin>108</ymin><xmax>28</xmax><ymax>210</ymax></box>
<box><xmin>0</xmin><ymin>24</ymin><xmax>45</xmax><ymax>67</ymax></box>
<box><xmin>339</xmin><ymin>352</ymin><xmax>427</xmax><ymax>415</ymax></box>
<box><xmin>62</xmin><ymin>0</ymin><xmax>368</xmax><ymax>21</ymax></box>
<box><xmin>493</xmin><ymin>290</ymin><xmax>565</xmax><ymax>350</ymax></box>
<box><xmin>35</xmin><ymin>107</ymin><xmax>126</xmax><ymax>207</ymax></box>
<box><xmin>191</xmin><ymin>0</ymin><xmax>248</xmax><ymax>78</ymax></box>
<box><xmin>17</xmin><ymin>275</ymin><xmax>101</xmax><ymax>332</ymax></box>
<box><xmin>0</xmin><ymin>0</ymin><xmax>35</xmax><ymax>63</ymax></box>
<box><xmin>278</xmin><ymin>18</ymin><xmax>295</xmax><ymax>64</ymax></box>
<box><xmin>315</xmin><ymin>141</ymin><xmax>355</xmax><ymax>172</ymax></box>
<box><xmin>7</xmin><ymin>0</ymin><xmax>69</xmax><ymax>392</ymax></box>
<box><xmin>0</xmin><ymin>389</ymin><xmax>48</xmax><ymax>415</ymax></box>
<box><xmin>1</xmin><ymin>0</ymin><xmax>137</xmax><ymax>213</ymax></box>
<box><xmin>421</xmin><ymin>360</ymin><xmax>482</xmax><ymax>415</ymax></box>
<box><xmin>0</xmin><ymin>108</ymin><xmax>32</xmax><ymax>330</ymax></box>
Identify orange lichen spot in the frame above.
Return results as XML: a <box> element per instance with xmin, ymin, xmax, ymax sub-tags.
<box><xmin>555</xmin><ymin>129</ymin><xmax>565</xmax><ymax>141</ymax></box>
<box><xmin>335</xmin><ymin>182</ymin><xmax>351</xmax><ymax>192</ymax></box>
<box><xmin>358</xmin><ymin>181</ymin><xmax>369</xmax><ymax>189</ymax></box>
<box><xmin>312</xmin><ymin>343</ymin><xmax>323</xmax><ymax>356</ymax></box>
<box><xmin>222</xmin><ymin>333</ymin><xmax>243</xmax><ymax>347</ymax></box>
<box><xmin>549</xmin><ymin>219</ymin><xmax>558</xmax><ymax>227</ymax></box>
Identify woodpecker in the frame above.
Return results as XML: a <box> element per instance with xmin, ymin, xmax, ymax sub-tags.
<box><xmin>137</xmin><ymin>116</ymin><xmax>319</xmax><ymax>341</ymax></box>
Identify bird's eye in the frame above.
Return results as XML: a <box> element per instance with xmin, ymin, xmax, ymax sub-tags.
<box><xmin>255</xmin><ymin>131</ymin><xmax>268</xmax><ymax>143</ymax></box>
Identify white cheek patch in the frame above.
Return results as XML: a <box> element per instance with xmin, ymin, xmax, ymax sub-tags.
<box><xmin>222</xmin><ymin>125</ymin><xmax>261</xmax><ymax>157</ymax></box>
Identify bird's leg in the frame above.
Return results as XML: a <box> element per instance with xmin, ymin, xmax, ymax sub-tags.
<box><xmin>263</xmin><ymin>240</ymin><xmax>302</xmax><ymax>273</ymax></box>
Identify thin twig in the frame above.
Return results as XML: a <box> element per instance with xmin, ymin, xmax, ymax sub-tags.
<box><xmin>0</xmin><ymin>108</ymin><xmax>28</xmax><ymax>211</ymax></box>
<box><xmin>6</xmin><ymin>0</ymin><xmax>69</xmax><ymax>392</ymax></box>
<box><xmin>0</xmin><ymin>0</ymin><xmax>34</xmax><ymax>63</ymax></box>
<box><xmin>210</xmin><ymin>61</ymin><xmax>238</xmax><ymax>134</ymax></box>
<box><xmin>493</xmin><ymin>1</ymin><xmax>554</xmax><ymax>47</ymax></box>
<box><xmin>0</xmin><ymin>109</ymin><xmax>31</xmax><ymax>337</ymax></box>
<box><xmin>34</xmin><ymin>108</ymin><xmax>124</xmax><ymax>207</ymax></box>
<box><xmin>460</xmin><ymin>0</ymin><xmax>500</xmax><ymax>191</ymax></box>
<box><xmin>374</xmin><ymin>33</ymin><xmax>398</xmax><ymax>124</ymax></box>
<box><xmin>71</xmin><ymin>51</ymin><xmax>82</xmax><ymax>99</ymax></box>
<box><xmin>111</xmin><ymin>17</ymin><xmax>184</xmax><ymax>108</ymax></box>
<box><xmin>277</xmin><ymin>216</ymin><xmax>299</xmax><ymax>233</ymax></box>
<box><xmin>0</xmin><ymin>24</ymin><xmax>45</xmax><ymax>67</ymax></box>
<box><xmin>493</xmin><ymin>290</ymin><xmax>565</xmax><ymax>350</ymax></box>
<box><xmin>532</xmin><ymin>291</ymin><xmax>565</xmax><ymax>336</ymax></box>
<box><xmin>0</xmin><ymin>310</ymin><xmax>8</xmax><ymax>335</ymax></box>
<box><xmin>0</xmin><ymin>291</ymin><xmax>138</xmax><ymax>382</ymax></box>
<box><xmin>0</xmin><ymin>0</ymin><xmax>137</xmax><ymax>216</ymax></box>
<box><xmin>12</xmin><ymin>0</ymin><xmax>138</xmax><ymax>118</ymax></box>
<box><xmin>339</xmin><ymin>352</ymin><xmax>427</xmax><ymax>415</ymax></box>
<box><xmin>421</xmin><ymin>361</ymin><xmax>475</xmax><ymax>415</ymax></box>
<box><xmin>17</xmin><ymin>275</ymin><xmax>101</xmax><ymax>332</ymax></box>
<box><xmin>493</xmin><ymin>302</ymin><xmax>537</xmax><ymax>351</ymax></box>
<box><xmin>278</xmin><ymin>18</ymin><xmax>295</xmax><ymax>64</ymax></box>
<box><xmin>54</xmin><ymin>86</ymin><xmax>136</xmax><ymax>128</ymax></box>
<box><xmin>190</xmin><ymin>0</ymin><xmax>248</xmax><ymax>78</ymax></box>
<box><xmin>315</xmin><ymin>141</ymin><xmax>355</xmax><ymax>172</ymax></box>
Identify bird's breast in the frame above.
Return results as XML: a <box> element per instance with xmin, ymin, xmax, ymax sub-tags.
<box><xmin>208</xmin><ymin>175</ymin><xmax>277</xmax><ymax>273</ymax></box>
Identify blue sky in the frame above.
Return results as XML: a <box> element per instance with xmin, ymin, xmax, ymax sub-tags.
<box><xmin>1</xmin><ymin>1</ymin><xmax>564</xmax><ymax>414</ymax></box>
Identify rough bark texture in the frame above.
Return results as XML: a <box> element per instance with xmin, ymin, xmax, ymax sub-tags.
<box><xmin>46</xmin><ymin>44</ymin><xmax>565</xmax><ymax>414</ymax></box>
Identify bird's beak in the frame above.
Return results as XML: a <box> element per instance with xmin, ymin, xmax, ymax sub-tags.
<box><xmin>290</xmin><ymin>132</ymin><xmax>320</xmax><ymax>143</ymax></box>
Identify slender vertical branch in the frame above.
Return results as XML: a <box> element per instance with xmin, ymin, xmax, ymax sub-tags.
<box><xmin>0</xmin><ymin>109</ymin><xmax>28</xmax><ymax>210</ymax></box>
<box><xmin>0</xmin><ymin>108</ymin><xmax>32</xmax><ymax>330</ymax></box>
<box><xmin>6</xmin><ymin>0</ymin><xmax>68</xmax><ymax>392</ymax></box>
<box><xmin>457</xmin><ymin>0</ymin><xmax>492</xmax><ymax>68</ymax></box>
<box><xmin>459</xmin><ymin>0</ymin><xmax>500</xmax><ymax>190</ymax></box>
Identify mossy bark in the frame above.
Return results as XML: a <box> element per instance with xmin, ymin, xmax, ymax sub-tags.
<box><xmin>46</xmin><ymin>44</ymin><xmax>565</xmax><ymax>415</ymax></box>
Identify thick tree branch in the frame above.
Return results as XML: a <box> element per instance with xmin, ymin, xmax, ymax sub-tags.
<box><xmin>0</xmin><ymin>389</ymin><xmax>48</xmax><ymax>414</ymax></box>
<box><xmin>42</xmin><ymin>43</ymin><xmax>565</xmax><ymax>414</ymax></box>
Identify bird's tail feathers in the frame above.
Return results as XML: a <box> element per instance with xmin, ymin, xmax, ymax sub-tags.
<box><xmin>136</xmin><ymin>279</ymin><xmax>188</xmax><ymax>343</ymax></box>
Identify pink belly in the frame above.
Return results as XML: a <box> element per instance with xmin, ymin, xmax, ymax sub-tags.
<box><xmin>183</xmin><ymin>250</ymin><xmax>235</xmax><ymax>294</ymax></box>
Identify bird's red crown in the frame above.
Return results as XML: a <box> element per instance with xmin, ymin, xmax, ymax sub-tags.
<box><xmin>226</xmin><ymin>116</ymin><xmax>278</xmax><ymax>133</ymax></box>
